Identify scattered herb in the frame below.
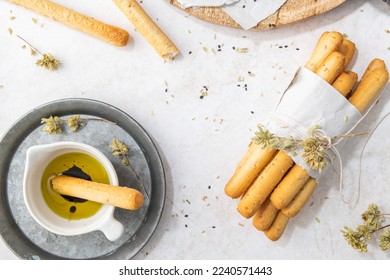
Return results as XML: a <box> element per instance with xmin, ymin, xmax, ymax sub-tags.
<box><xmin>200</xmin><ymin>86</ymin><xmax>209</xmax><ymax>99</ymax></box>
<box><xmin>0</xmin><ymin>85</ymin><xmax>4</xmax><ymax>89</ymax></box>
<box><xmin>341</xmin><ymin>204</ymin><xmax>390</xmax><ymax>253</ymax></box>
<box><xmin>32</xmin><ymin>18</ymin><xmax>38</xmax><ymax>24</ymax></box>
<box><xmin>30</xmin><ymin>47</ymin><xmax>36</xmax><ymax>56</ymax></box>
<box><xmin>237</xmin><ymin>75</ymin><xmax>245</xmax><ymax>83</ymax></box>
<box><xmin>110</xmin><ymin>139</ymin><xmax>149</xmax><ymax>198</ymax></box>
<box><xmin>235</xmin><ymin>47</ymin><xmax>248</xmax><ymax>53</ymax></box>
<box><xmin>9</xmin><ymin>16</ymin><xmax>15</xmax><ymax>20</ymax></box>
<box><xmin>253</xmin><ymin>124</ymin><xmax>367</xmax><ymax>172</ymax></box>
<box><xmin>8</xmin><ymin>27</ymin><xmax>13</xmax><ymax>35</ymax></box>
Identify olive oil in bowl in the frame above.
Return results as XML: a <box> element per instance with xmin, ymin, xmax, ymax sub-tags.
<box><xmin>41</xmin><ymin>152</ymin><xmax>110</xmax><ymax>220</ymax></box>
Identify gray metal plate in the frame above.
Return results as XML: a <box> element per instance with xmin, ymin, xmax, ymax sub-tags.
<box><xmin>0</xmin><ymin>98</ymin><xmax>165</xmax><ymax>259</ymax></box>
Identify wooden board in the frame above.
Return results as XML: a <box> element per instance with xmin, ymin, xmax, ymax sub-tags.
<box><xmin>169</xmin><ymin>0</ymin><xmax>347</xmax><ymax>30</ymax></box>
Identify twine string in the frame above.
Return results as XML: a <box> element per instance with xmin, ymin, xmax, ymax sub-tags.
<box><xmin>266</xmin><ymin>67</ymin><xmax>388</xmax><ymax>206</ymax></box>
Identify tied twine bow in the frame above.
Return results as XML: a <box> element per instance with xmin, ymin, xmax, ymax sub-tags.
<box><xmin>253</xmin><ymin>113</ymin><xmax>369</xmax><ymax>206</ymax></box>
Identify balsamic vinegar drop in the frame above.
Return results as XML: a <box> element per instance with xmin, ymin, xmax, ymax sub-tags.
<box><xmin>41</xmin><ymin>152</ymin><xmax>110</xmax><ymax>220</ymax></box>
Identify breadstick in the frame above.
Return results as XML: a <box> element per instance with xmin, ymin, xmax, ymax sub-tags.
<box><xmin>315</xmin><ymin>51</ymin><xmax>346</xmax><ymax>84</ymax></box>
<box><xmin>9</xmin><ymin>0</ymin><xmax>129</xmax><ymax>46</ymax></box>
<box><xmin>349</xmin><ymin>67</ymin><xmax>389</xmax><ymax>113</ymax></box>
<box><xmin>51</xmin><ymin>175</ymin><xmax>144</xmax><ymax>210</ymax></box>
<box><xmin>264</xmin><ymin>212</ymin><xmax>290</xmax><ymax>241</ymax></box>
<box><xmin>269</xmin><ymin>164</ymin><xmax>311</xmax><ymax>209</ymax></box>
<box><xmin>225</xmin><ymin>143</ymin><xmax>276</xmax><ymax>198</ymax></box>
<box><xmin>237</xmin><ymin>151</ymin><xmax>293</xmax><ymax>219</ymax></box>
<box><xmin>252</xmin><ymin>198</ymin><xmax>279</xmax><ymax>231</ymax></box>
<box><xmin>304</xmin><ymin>31</ymin><xmax>344</xmax><ymax>72</ymax></box>
<box><xmin>113</xmin><ymin>0</ymin><xmax>179</xmax><ymax>61</ymax></box>
<box><xmin>332</xmin><ymin>71</ymin><xmax>358</xmax><ymax>97</ymax></box>
<box><xmin>360</xmin><ymin>58</ymin><xmax>387</xmax><ymax>81</ymax></box>
<box><xmin>281</xmin><ymin>178</ymin><xmax>317</xmax><ymax>217</ymax></box>
<box><xmin>338</xmin><ymin>39</ymin><xmax>356</xmax><ymax>70</ymax></box>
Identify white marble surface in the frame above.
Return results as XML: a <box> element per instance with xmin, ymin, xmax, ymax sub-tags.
<box><xmin>0</xmin><ymin>0</ymin><xmax>389</xmax><ymax>260</ymax></box>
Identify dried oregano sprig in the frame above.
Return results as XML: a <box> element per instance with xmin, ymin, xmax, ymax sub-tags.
<box><xmin>253</xmin><ymin>124</ymin><xmax>367</xmax><ymax>173</ymax></box>
<box><xmin>110</xmin><ymin>139</ymin><xmax>130</xmax><ymax>166</ymax></box>
<box><xmin>16</xmin><ymin>35</ymin><xmax>60</xmax><ymax>71</ymax></box>
<box><xmin>341</xmin><ymin>204</ymin><xmax>390</xmax><ymax>253</ymax></box>
<box><xmin>41</xmin><ymin>116</ymin><xmax>62</xmax><ymax>134</ymax></box>
<box><xmin>41</xmin><ymin>115</ymin><xmax>115</xmax><ymax>134</ymax></box>
<box><xmin>110</xmin><ymin>139</ymin><xmax>150</xmax><ymax>198</ymax></box>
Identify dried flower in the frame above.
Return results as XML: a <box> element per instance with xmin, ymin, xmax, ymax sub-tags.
<box><xmin>110</xmin><ymin>139</ymin><xmax>129</xmax><ymax>166</ymax></box>
<box><xmin>362</xmin><ymin>204</ymin><xmax>383</xmax><ymax>231</ymax></box>
<box><xmin>41</xmin><ymin>116</ymin><xmax>62</xmax><ymax>134</ymax></box>
<box><xmin>36</xmin><ymin>53</ymin><xmax>60</xmax><ymax>71</ymax></box>
<box><xmin>67</xmin><ymin>115</ymin><xmax>86</xmax><ymax>132</ymax></box>
<box><xmin>341</xmin><ymin>226</ymin><xmax>368</xmax><ymax>253</ymax></box>
<box><xmin>301</xmin><ymin>137</ymin><xmax>327</xmax><ymax>172</ymax></box>
<box><xmin>16</xmin><ymin>35</ymin><xmax>60</xmax><ymax>71</ymax></box>
<box><xmin>110</xmin><ymin>139</ymin><xmax>149</xmax><ymax>198</ymax></box>
<box><xmin>341</xmin><ymin>204</ymin><xmax>390</xmax><ymax>253</ymax></box>
<box><xmin>379</xmin><ymin>229</ymin><xmax>390</xmax><ymax>251</ymax></box>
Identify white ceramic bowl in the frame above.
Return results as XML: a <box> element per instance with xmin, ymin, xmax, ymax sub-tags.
<box><xmin>23</xmin><ymin>141</ymin><xmax>124</xmax><ymax>241</ymax></box>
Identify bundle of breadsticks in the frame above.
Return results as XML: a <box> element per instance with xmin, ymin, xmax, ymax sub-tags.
<box><xmin>225</xmin><ymin>31</ymin><xmax>389</xmax><ymax>241</ymax></box>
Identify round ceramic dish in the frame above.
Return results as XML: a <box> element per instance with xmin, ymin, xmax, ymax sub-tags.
<box><xmin>23</xmin><ymin>142</ymin><xmax>123</xmax><ymax>241</ymax></box>
<box><xmin>0</xmin><ymin>98</ymin><xmax>165</xmax><ymax>259</ymax></box>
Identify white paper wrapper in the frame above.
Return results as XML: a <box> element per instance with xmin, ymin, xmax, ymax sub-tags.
<box><xmin>177</xmin><ymin>0</ymin><xmax>239</xmax><ymax>8</ymax></box>
<box><xmin>177</xmin><ymin>0</ymin><xmax>286</xmax><ymax>30</ymax></box>
<box><xmin>222</xmin><ymin>0</ymin><xmax>286</xmax><ymax>30</ymax></box>
<box><xmin>265</xmin><ymin>67</ymin><xmax>362</xmax><ymax>178</ymax></box>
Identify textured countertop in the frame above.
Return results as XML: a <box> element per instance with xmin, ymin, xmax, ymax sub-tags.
<box><xmin>0</xmin><ymin>0</ymin><xmax>389</xmax><ymax>260</ymax></box>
